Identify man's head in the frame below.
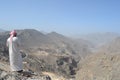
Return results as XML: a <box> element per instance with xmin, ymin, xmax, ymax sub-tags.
<box><xmin>10</xmin><ymin>30</ymin><xmax>17</xmax><ymax>37</ymax></box>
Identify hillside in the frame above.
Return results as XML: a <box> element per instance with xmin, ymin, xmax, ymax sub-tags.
<box><xmin>76</xmin><ymin>53</ymin><xmax>120</xmax><ymax>80</ymax></box>
<box><xmin>98</xmin><ymin>37</ymin><xmax>120</xmax><ymax>54</ymax></box>
<box><xmin>76</xmin><ymin>36</ymin><xmax>120</xmax><ymax>80</ymax></box>
<box><xmin>47</xmin><ymin>32</ymin><xmax>92</xmax><ymax>58</ymax></box>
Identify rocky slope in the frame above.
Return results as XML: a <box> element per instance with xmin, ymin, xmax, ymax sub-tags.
<box><xmin>99</xmin><ymin>37</ymin><xmax>120</xmax><ymax>54</ymax></box>
<box><xmin>76</xmin><ymin>53</ymin><xmax>120</xmax><ymax>80</ymax></box>
<box><xmin>0</xmin><ymin>46</ymin><xmax>75</xmax><ymax>80</ymax></box>
<box><xmin>0</xmin><ymin>63</ymin><xmax>71</xmax><ymax>80</ymax></box>
<box><xmin>47</xmin><ymin>31</ymin><xmax>92</xmax><ymax>58</ymax></box>
<box><xmin>76</xmin><ymin>36</ymin><xmax>120</xmax><ymax>80</ymax></box>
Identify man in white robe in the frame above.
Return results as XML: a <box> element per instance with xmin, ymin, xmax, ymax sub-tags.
<box><xmin>6</xmin><ymin>30</ymin><xmax>23</xmax><ymax>72</ymax></box>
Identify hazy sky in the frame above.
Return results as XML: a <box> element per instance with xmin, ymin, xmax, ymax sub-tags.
<box><xmin>0</xmin><ymin>0</ymin><xmax>120</xmax><ymax>35</ymax></box>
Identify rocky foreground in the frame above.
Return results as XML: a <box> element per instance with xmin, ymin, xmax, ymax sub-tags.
<box><xmin>0</xmin><ymin>50</ymin><xmax>76</xmax><ymax>80</ymax></box>
<box><xmin>0</xmin><ymin>70</ymin><xmax>74</xmax><ymax>80</ymax></box>
<box><xmin>0</xmin><ymin>61</ymin><xmax>75</xmax><ymax>80</ymax></box>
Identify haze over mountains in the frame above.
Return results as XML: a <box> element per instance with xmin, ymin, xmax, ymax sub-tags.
<box><xmin>99</xmin><ymin>37</ymin><xmax>120</xmax><ymax>54</ymax></box>
<box><xmin>75</xmin><ymin>32</ymin><xmax>120</xmax><ymax>46</ymax></box>
<box><xmin>0</xmin><ymin>29</ymin><xmax>5</xmax><ymax>32</ymax></box>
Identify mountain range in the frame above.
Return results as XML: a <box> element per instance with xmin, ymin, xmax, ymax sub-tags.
<box><xmin>0</xmin><ymin>29</ymin><xmax>120</xmax><ymax>80</ymax></box>
<box><xmin>12</xmin><ymin>29</ymin><xmax>92</xmax><ymax>58</ymax></box>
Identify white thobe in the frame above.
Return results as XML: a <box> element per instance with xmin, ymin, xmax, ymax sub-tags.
<box><xmin>7</xmin><ymin>37</ymin><xmax>23</xmax><ymax>71</ymax></box>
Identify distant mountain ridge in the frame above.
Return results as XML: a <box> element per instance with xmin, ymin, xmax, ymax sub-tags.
<box><xmin>0</xmin><ymin>29</ymin><xmax>92</xmax><ymax>57</ymax></box>
<box><xmin>75</xmin><ymin>32</ymin><xmax>120</xmax><ymax>47</ymax></box>
<box><xmin>0</xmin><ymin>29</ymin><xmax>5</xmax><ymax>32</ymax></box>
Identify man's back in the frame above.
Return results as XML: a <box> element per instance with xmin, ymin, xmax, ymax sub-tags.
<box><xmin>7</xmin><ymin>37</ymin><xmax>20</xmax><ymax>54</ymax></box>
